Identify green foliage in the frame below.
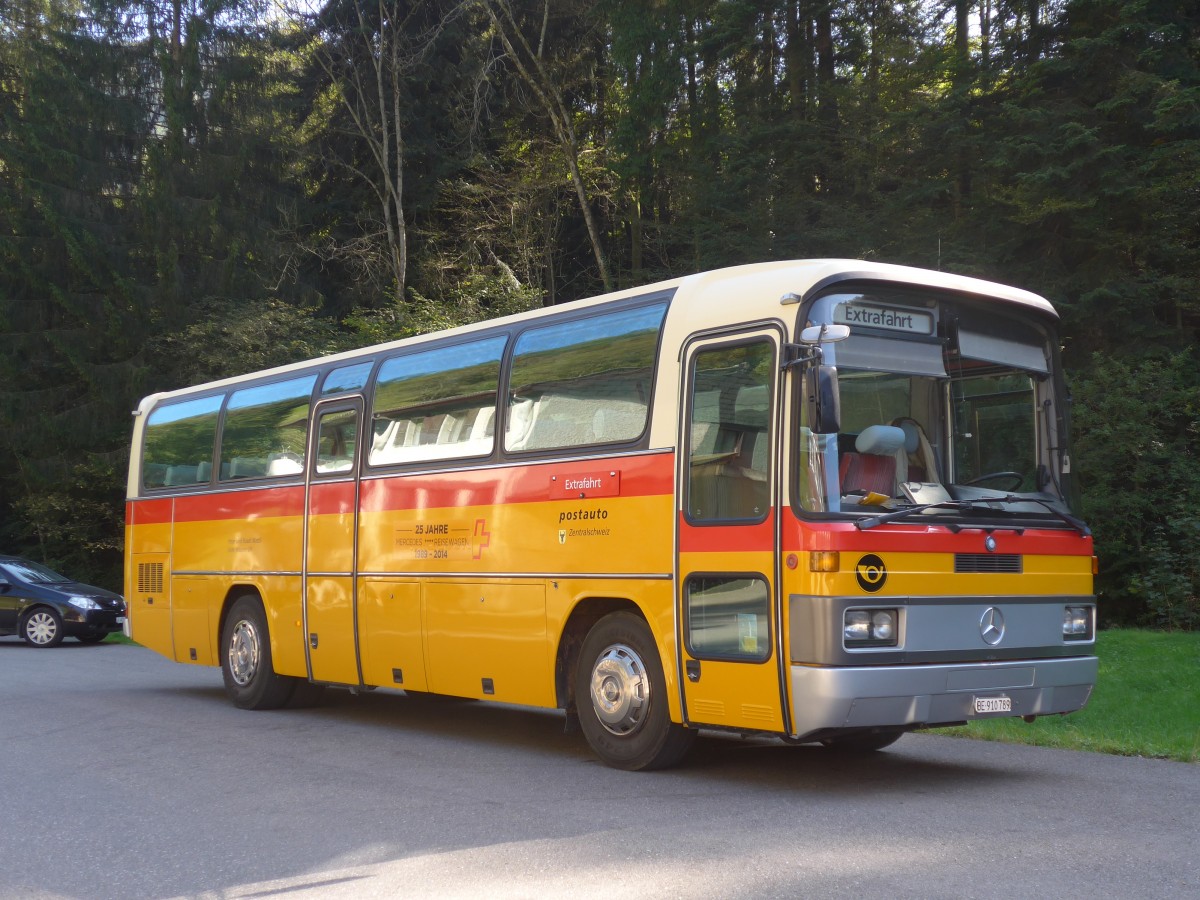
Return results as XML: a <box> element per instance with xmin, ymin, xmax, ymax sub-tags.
<box><xmin>0</xmin><ymin>1</ymin><xmax>149</xmax><ymax>587</ymax></box>
<box><xmin>342</xmin><ymin>276</ymin><xmax>541</xmax><ymax>344</ymax></box>
<box><xmin>9</xmin><ymin>455</ymin><xmax>126</xmax><ymax>594</ymax></box>
<box><xmin>147</xmin><ymin>298</ymin><xmax>348</xmax><ymax>387</ymax></box>
<box><xmin>1072</xmin><ymin>351</ymin><xmax>1200</xmax><ymax>628</ymax></box>
<box><xmin>1129</xmin><ymin>520</ymin><xmax>1200</xmax><ymax>631</ymax></box>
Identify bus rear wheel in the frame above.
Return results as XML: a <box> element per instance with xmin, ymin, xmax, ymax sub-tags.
<box><xmin>221</xmin><ymin>595</ymin><xmax>299</xmax><ymax>710</ymax></box>
<box><xmin>576</xmin><ymin>612</ymin><xmax>695</xmax><ymax>771</ymax></box>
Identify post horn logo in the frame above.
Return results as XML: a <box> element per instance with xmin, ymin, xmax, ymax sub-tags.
<box><xmin>855</xmin><ymin>554</ymin><xmax>887</xmax><ymax>592</ymax></box>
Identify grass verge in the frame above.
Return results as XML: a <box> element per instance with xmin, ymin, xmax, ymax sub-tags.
<box><xmin>935</xmin><ymin>628</ymin><xmax>1200</xmax><ymax>763</ymax></box>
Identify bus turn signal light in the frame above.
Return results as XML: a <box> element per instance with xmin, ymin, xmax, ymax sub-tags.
<box><xmin>809</xmin><ymin>551</ymin><xmax>840</xmax><ymax>573</ymax></box>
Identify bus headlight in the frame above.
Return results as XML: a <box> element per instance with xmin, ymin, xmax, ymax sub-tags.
<box><xmin>1063</xmin><ymin>606</ymin><xmax>1093</xmax><ymax>641</ymax></box>
<box><xmin>871</xmin><ymin>610</ymin><xmax>896</xmax><ymax>641</ymax></box>
<box><xmin>844</xmin><ymin>609</ymin><xmax>898</xmax><ymax>647</ymax></box>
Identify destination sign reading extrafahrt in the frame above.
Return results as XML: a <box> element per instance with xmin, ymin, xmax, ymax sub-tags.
<box><xmin>834</xmin><ymin>303</ymin><xmax>934</xmax><ymax>335</ymax></box>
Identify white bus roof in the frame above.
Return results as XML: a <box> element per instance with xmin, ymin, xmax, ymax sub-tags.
<box><xmin>133</xmin><ymin>259</ymin><xmax>1056</xmax><ymax>415</ymax></box>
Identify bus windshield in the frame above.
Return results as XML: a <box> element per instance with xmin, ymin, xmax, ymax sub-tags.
<box><xmin>797</xmin><ymin>291</ymin><xmax>1073</xmax><ymax>523</ymax></box>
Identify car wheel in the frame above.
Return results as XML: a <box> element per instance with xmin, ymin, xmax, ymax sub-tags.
<box><xmin>575</xmin><ymin>612</ymin><xmax>696</xmax><ymax>771</ymax></box>
<box><xmin>22</xmin><ymin>608</ymin><xmax>65</xmax><ymax>648</ymax></box>
<box><xmin>75</xmin><ymin>633</ymin><xmax>108</xmax><ymax>644</ymax></box>
<box><xmin>220</xmin><ymin>595</ymin><xmax>299</xmax><ymax>710</ymax></box>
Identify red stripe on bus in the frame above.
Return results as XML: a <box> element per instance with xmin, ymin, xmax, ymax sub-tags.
<box><xmin>309</xmin><ymin>481</ymin><xmax>356</xmax><ymax>516</ymax></box>
<box><xmin>781</xmin><ymin>511</ymin><xmax>1093</xmax><ymax>556</ymax></box>
<box><xmin>128</xmin><ymin>498</ymin><xmax>173</xmax><ymax>526</ymax></box>
<box><xmin>359</xmin><ymin>453</ymin><xmax>674</xmax><ymax>514</ymax></box>
<box><xmin>173</xmin><ymin>486</ymin><xmax>305</xmax><ymax>523</ymax></box>
<box><xmin>678</xmin><ymin>511</ymin><xmax>775</xmax><ymax>553</ymax></box>
<box><xmin>128</xmin><ymin>454</ymin><xmax>675</xmax><ymax>525</ymax></box>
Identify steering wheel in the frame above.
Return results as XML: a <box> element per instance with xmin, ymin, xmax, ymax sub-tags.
<box><xmin>966</xmin><ymin>471</ymin><xmax>1025</xmax><ymax>491</ymax></box>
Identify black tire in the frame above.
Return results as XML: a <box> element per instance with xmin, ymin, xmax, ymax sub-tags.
<box><xmin>21</xmin><ymin>607</ymin><xmax>64</xmax><ymax>648</ymax></box>
<box><xmin>220</xmin><ymin>595</ymin><xmax>298</xmax><ymax>709</ymax></box>
<box><xmin>575</xmin><ymin>612</ymin><xmax>696</xmax><ymax>771</ymax></box>
<box><xmin>820</xmin><ymin>729</ymin><xmax>905</xmax><ymax>753</ymax></box>
<box><xmin>286</xmin><ymin>679</ymin><xmax>327</xmax><ymax>709</ymax></box>
<box><xmin>75</xmin><ymin>633</ymin><xmax>108</xmax><ymax>644</ymax></box>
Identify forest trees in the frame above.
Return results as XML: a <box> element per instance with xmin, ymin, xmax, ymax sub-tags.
<box><xmin>0</xmin><ymin>0</ymin><xmax>1196</xmax><ymax>625</ymax></box>
<box><xmin>0</xmin><ymin>0</ymin><xmax>149</xmax><ymax>573</ymax></box>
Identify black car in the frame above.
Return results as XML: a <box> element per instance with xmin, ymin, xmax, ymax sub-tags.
<box><xmin>0</xmin><ymin>555</ymin><xmax>126</xmax><ymax>647</ymax></box>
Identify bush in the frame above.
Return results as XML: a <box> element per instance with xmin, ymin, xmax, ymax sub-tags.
<box><xmin>1072</xmin><ymin>350</ymin><xmax>1200</xmax><ymax>628</ymax></box>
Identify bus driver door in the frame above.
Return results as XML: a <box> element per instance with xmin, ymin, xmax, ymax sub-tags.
<box><xmin>304</xmin><ymin>398</ymin><xmax>364</xmax><ymax>687</ymax></box>
<box><xmin>677</xmin><ymin>331</ymin><xmax>786</xmax><ymax>734</ymax></box>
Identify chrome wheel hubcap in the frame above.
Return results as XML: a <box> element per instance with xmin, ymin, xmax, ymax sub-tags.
<box><xmin>228</xmin><ymin>619</ymin><xmax>261</xmax><ymax>686</ymax></box>
<box><xmin>26</xmin><ymin>612</ymin><xmax>57</xmax><ymax>645</ymax></box>
<box><xmin>589</xmin><ymin>643</ymin><xmax>649</xmax><ymax>736</ymax></box>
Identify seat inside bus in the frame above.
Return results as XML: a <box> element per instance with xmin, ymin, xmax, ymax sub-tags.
<box><xmin>838</xmin><ymin>424</ymin><xmax>905</xmax><ymax>496</ymax></box>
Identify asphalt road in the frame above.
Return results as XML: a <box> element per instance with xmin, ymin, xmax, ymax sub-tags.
<box><xmin>1</xmin><ymin>638</ymin><xmax>1196</xmax><ymax>900</ymax></box>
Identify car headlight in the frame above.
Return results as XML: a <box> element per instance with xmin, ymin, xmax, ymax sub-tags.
<box><xmin>68</xmin><ymin>596</ymin><xmax>102</xmax><ymax>611</ymax></box>
<box><xmin>844</xmin><ymin>608</ymin><xmax>899</xmax><ymax>647</ymax></box>
<box><xmin>1062</xmin><ymin>605</ymin><xmax>1094</xmax><ymax>641</ymax></box>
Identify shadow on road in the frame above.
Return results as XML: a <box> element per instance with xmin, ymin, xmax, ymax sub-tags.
<box><xmin>150</xmin><ymin>674</ymin><xmax>1011</xmax><ymax>795</ymax></box>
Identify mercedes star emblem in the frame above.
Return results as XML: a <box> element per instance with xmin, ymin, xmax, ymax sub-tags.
<box><xmin>980</xmin><ymin>607</ymin><xmax>1006</xmax><ymax>645</ymax></box>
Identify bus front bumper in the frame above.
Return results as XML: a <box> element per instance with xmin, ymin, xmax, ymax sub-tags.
<box><xmin>788</xmin><ymin>656</ymin><xmax>1098</xmax><ymax>741</ymax></box>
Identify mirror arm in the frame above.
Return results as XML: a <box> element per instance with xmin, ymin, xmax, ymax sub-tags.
<box><xmin>781</xmin><ymin>342</ymin><xmax>822</xmax><ymax>371</ymax></box>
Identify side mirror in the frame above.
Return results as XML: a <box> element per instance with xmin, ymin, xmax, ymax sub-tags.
<box><xmin>799</xmin><ymin>323</ymin><xmax>851</xmax><ymax>345</ymax></box>
<box><xmin>807</xmin><ymin>364</ymin><xmax>841</xmax><ymax>435</ymax></box>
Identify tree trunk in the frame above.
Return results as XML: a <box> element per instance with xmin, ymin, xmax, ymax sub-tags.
<box><xmin>311</xmin><ymin>0</ymin><xmax>413</xmax><ymax>303</ymax></box>
<box><xmin>815</xmin><ymin>2</ymin><xmax>837</xmax><ymax>130</ymax></box>
<box><xmin>482</xmin><ymin>0</ymin><xmax>612</xmax><ymax>292</ymax></box>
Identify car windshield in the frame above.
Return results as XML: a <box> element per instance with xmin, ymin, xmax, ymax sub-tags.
<box><xmin>2</xmin><ymin>559</ymin><xmax>72</xmax><ymax>584</ymax></box>
<box><xmin>796</xmin><ymin>291</ymin><xmax>1074</xmax><ymax>523</ymax></box>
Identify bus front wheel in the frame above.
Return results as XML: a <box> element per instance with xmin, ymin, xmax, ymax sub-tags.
<box><xmin>221</xmin><ymin>595</ymin><xmax>298</xmax><ymax>710</ymax></box>
<box><xmin>576</xmin><ymin>612</ymin><xmax>695</xmax><ymax>771</ymax></box>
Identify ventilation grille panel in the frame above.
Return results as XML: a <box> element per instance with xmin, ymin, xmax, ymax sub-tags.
<box><xmin>137</xmin><ymin>562</ymin><xmax>164</xmax><ymax>594</ymax></box>
<box><xmin>955</xmin><ymin>553</ymin><xmax>1022</xmax><ymax>574</ymax></box>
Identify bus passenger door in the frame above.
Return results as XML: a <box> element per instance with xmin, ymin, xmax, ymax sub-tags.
<box><xmin>304</xmin><ymin>398</ymin><xmax>364</xmax><ymax>686</ymax></box>
<box><xmin>677</xmin><ymin>331</ymin><xmax>786</xmax><ymax>733</ymax></box>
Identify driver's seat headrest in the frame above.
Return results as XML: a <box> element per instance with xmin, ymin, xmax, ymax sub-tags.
<box><xmin>855</xmin><ymin>424</ymin><xmax>906</xmax><ymax>455</ymax></box>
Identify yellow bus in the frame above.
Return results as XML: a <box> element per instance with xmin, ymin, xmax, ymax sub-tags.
<box><xmin>124</xmin><ymin>259</ymin><xmax>1097</xmax><ymax>770</ymax></box>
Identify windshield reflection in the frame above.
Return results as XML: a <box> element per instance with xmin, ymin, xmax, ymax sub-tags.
<box><xmin>1</xmin><ymin>560</ymin><xmax>71</xmax><ymax>584</ymax></box>
<box><xmin>799</xmin><ymin>363</ymin><xmax>1073</xmax><ymax>521</ymax></box>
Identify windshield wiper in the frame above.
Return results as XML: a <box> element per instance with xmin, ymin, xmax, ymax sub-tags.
<box><xmin>1009</xmin><ymin>496</ymin><xmax>1092</xmax><ymax>536</ymax></box>
<box><xmin>857</xmin><ymin>501</ymin><xmax>973</xmax><ymax>530</ymax></box>
<box><xmin>857</xmin><ymin>496</ymin><xmax>1091</xmax><ymax>536</ymax></box>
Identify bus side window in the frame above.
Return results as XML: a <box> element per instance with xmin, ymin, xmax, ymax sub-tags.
<box><xmin>219</xmin><ymin>375</ymin><xmax>317</xmax><ymax>481</ymax></box>
<box><xmin>141</xmin><ymin>394</ymin><xmax>223</xmax><ymax>491</ymax></box>
<box><xmin>369</xmin><ymin>336</ymin><xmax>506</xmax><ymax>467</ymax></box>
<box><xmin>504</xmin><ymin>303</ymin><xmax>667</xmax><ymax>454</ymax></box>
<box><xmin>315</xmin><ymin>409</ymin><xmax>358</xmax><ymax>474</ymax></box>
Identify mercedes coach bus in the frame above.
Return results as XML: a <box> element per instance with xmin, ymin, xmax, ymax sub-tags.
<box><xmin>124</xmin><ymin>260</ymin><xmax>1097</xmax><ymax>770</ymax></box>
